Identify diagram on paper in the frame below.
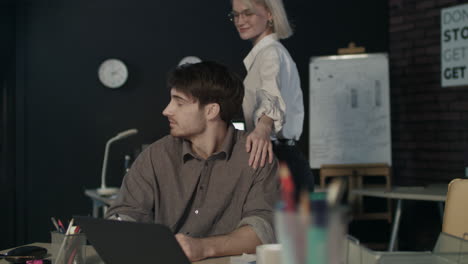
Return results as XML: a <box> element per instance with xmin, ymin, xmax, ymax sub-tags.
<box><xmin>308</xmin><ymin>55</ymin><xmax>391</xmax><ymax>168</ymax></box>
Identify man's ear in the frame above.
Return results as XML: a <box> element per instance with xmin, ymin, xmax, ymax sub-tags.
<box><xmin>205</xmin><ymin>103</ymin><xmax>220</xmax><ymax>120</ymax></box>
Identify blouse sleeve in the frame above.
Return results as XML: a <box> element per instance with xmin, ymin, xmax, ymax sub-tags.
<box><xmin>253</xmin><ymin>47</ymin><xmax>286</xmax><ymax>134</ymax></box>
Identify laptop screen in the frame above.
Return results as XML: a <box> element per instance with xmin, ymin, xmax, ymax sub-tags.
<box><xmin>74</xmin><ymin>216</ymin><xmax>191</xmax><ymax>264</ymax></box>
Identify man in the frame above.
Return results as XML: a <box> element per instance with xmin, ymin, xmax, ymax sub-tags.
<box><xmin>105</xmin><ymin>61</ymin><xmax>279</xmax><ymax>261</ymax></box>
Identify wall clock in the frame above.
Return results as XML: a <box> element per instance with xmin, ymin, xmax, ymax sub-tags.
<box><xmin>178</xmin><ymin>56</ymin><xmax>202</xmax><ymax>66</ymax></box>
<box><xmin>98</xmin><ymin>59</ymin><xmax>128</xmax><ymax>88</ymax></box>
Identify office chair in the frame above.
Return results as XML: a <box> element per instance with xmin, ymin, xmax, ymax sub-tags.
<box><xmin>442</xmin><ymin>178</ymin><xmax>468</xmax><ymax>239</ymax></box>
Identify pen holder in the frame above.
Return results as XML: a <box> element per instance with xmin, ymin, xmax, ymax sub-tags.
<box><xmin>51</xmin><ymin>231</ymin><xmax>87</xmax><ymax>264</ymax></box>
<box><xmin>327</xmin><ymin>206</ymin><xmax>349</xmax><ymax>264</ymax></box>
<box><xmin>274</xmin><ymin>206</ymin><xmax>349</xmax><ymax>264</ymax></box>
<box><xmin>275</xmin><ymin>210</ymin><xmax>308</xmax><ymax>264</ymax></box>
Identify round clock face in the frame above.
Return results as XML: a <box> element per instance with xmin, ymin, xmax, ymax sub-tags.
<box><xmin>98</xmin><ymin>59</ymin><xmax>128</xmax><ymax>88</ymax></box>
<box><xmin>178</xmin><ymin>56</ymin><xmax>202</xmax><ymax>66</ymax></box>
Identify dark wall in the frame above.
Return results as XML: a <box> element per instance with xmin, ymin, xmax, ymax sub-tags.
<box><xmin>0</xmin><ymin>0</ymin><xmax>17</xmax><ymax>250</ymax></box>
<box><xmin>388</xmin><ymin>0</ymin><xmax>468</xmax><ymax>251</ymax></box>
<box><xmin>5</xmin><ymin>0</ymin><xmax>388</xmax><ymax>247</ymax></box>
<box><xmin>389</xmin><ymin>0</ymin><xmax>468</xmax><ymax>185</ymax></box>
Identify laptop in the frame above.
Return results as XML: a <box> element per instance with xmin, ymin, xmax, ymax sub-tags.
<box><xmin>74</xmin><ymin>216</ymin><xmax>191</xmax><ymax>264</ymax></box>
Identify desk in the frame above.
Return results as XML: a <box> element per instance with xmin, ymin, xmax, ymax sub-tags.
<box><xmin>351</xmin><ymin>184</ymin><xmax>448</xmax><ymax>252</ymax></box>
<box><xmin>84</xmin><ymin>189</ymin><xmax>117</xmax><ymax>217</ymax></box>
<box><xmin>0</xmin><ymin>243</ymin><xmax>231</xmax><ymax>264</ymax></box>
<box><xmin>0</xmin><ymin>243</ymin><xmax>103</xmax><ymax>264</ymax></box>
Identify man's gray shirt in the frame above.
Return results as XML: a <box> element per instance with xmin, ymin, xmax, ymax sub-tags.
<box><xmin>105</xmin><ymin>126</ymin><xmax>279</xmax><ymax>244</ymax></box>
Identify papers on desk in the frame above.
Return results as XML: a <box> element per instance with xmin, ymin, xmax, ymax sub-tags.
<box><xmin>230</xmin><ymin>253</ymin><xmax>256</xmax><ymax>264</ymax></box>
<box><xmin>346</xmin><ymin>232</ymin><xmax>468</xmax><ymax>264</ymax></box>
<box><xmin>228</xmin><ymin>234</ymin><xmax>468</xmax><ymax>264</ymax></box>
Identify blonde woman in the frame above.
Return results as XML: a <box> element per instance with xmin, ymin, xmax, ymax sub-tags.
<box><xmin>230</xmin><ymin>0</ymin><xmax>313</xmax><ymax>194</ymax></box>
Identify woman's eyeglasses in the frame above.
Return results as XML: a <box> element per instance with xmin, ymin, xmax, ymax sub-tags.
<box><xmin>228</xmin><ymin>9</ymin><xmax>255</xmax><ymax>22</ymax></box>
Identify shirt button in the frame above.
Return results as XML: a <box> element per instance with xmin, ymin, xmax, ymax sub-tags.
<box><xmin>200</xmin><ymin>186</ymin><xmax>204</xmax><ymax>190</ymax></box>
<box><xmin>195</xmin><ymin>210</ymin><xmax>199</xmax><ymax>214</ymax></box>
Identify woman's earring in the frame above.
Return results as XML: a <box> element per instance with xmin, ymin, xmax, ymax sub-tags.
<box><xmin>268</xmin><ymin>20</ymin><xmax>274</xmax><ymax>27</ymax></box>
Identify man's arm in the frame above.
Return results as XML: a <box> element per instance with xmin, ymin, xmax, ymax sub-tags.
<box><xmin>177</xmin><ymin>159</ymin><xmax>279</xmax><ymax>262</ymax></box>
<box><xmin>104</xmin><ymin>147</ymin><xmax>157</xmax><ymax>222</ymax></box>
<box><xmin>175</xmin><ymin>225</ymin><xmax>261</xmax><ymax>262</ymax></box>
<box><xmin>238</xmin><ymin>158</ymin><xmax>279</xmax><ymax>244</ymax></box>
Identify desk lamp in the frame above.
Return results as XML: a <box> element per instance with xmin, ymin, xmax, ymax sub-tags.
<box><xmin>97</xmin><ymin>128</ymin><xmax>138</xmax><ymax>196</ymax></box>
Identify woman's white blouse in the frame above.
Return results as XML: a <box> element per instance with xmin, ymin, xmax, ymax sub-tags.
<box><xmin>242</xmin><ymin>33</ymin><xmax>304</xmax><ymax>141</ymax></box>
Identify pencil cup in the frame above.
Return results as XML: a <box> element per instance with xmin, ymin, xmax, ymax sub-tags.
<box><xmin>326</xmin><ymin>206</ymin><xmax>349</xmax><ymax>264</ymax></box>
<box><xmin>50</xmin><ymin>231</ymin><xmax>87</xmax><ymax>264</ymax></box>
<box><xmin>274</xmin><ymin>210</ymin><xmax>309</xmax><ymax>264</ymax></box>
<box><xmin>274</xmin><ymin>206</ymin><xmax>348</xmax><ymax>264</ymax></box>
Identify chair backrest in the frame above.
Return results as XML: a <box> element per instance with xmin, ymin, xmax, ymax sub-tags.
<box><xmin>433</xmin><ymin>232</ymin><xmax>468</xmax><ymax>253</ymax></box>
<box><xmin>442</xmin><ymin>178</ymin><xmax>468</xmax><ymax>239</ymax></box>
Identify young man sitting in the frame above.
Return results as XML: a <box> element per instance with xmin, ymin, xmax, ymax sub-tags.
<box><xmin>105</xmin><ymin>61</ymin><xmax>279</xmax><ymax>261</ymax></box>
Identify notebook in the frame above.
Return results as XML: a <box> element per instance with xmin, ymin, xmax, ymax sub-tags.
<box><xmin>74</xmin><ymin>216</ymin><xmax>191</xmax><ymax>264</ymax></box>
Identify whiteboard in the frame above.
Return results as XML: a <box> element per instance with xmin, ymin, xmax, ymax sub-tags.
<box><xmin>308</xmin><ymin>53</ymin><xmax>391</xmax><ymax>168</ymax></box>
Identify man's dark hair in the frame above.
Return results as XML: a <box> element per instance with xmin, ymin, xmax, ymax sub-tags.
<box><xmin>167</xmin><ymin>61</ymin><xmax>244</xmax><ymax>123</ymax></box>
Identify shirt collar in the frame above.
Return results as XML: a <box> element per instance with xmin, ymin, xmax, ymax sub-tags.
<box><xmin>243</xmin><ymin>33</ymin><xmax>279</xmax><ymax>71</ymax></box>
<box><xmin>182</xmin><ymin>125</ymin><xmax>236</xmax><ymax>162</ymax></box>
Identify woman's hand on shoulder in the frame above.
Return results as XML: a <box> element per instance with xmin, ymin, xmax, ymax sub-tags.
<box><xmin>246</xmin><ymin>115</ymin><xmax>274</xmax><ymax>169</ymax></box>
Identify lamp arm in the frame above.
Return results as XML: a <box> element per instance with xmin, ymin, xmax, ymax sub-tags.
<box><xmin>98</xmin><ymin>129</ymin><xmax>138</xmax><ymax>195</ymax></box>
<box><xmin>100</xmin><ymin>136</ymin><xmax>120</xmax><ymax>190</ymax></box>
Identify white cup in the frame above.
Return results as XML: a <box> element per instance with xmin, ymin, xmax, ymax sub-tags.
<box><xmin>256</xmin><ymin>244</ymin><xmax>282</xmax><ymax>264</ymax></box>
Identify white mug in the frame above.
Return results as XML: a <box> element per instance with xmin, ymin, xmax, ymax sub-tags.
<box><xmin>256</xmin><ymin>244</ymin><xmax>282</xmax><ymax>264</ymax></box>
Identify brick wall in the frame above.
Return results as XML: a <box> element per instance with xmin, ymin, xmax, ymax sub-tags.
<box><xmin>389</xmin><ymin>0</ymin><xmax>468</xmax><ymax>185</ymax></box>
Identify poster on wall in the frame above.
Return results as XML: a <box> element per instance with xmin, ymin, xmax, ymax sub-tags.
<box><xmin>441</xmin><ymin>3</ymin><xmax>468</xmax><ymax>87</ymax></box>
<box><xmin>308</xmin><ymin>53</ymin><xmax>391</xmax><ymax>168</ymax></box>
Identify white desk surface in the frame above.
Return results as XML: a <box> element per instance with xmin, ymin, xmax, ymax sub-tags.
<box><xmin>351</xmin><ymin>184</ymin><xmax>447</xmax><ymax>202</ymax></box>
<box><xmin>0</xmin><ymin>243</ymin><xmax>231</xmax><ymax>264</ymax></box>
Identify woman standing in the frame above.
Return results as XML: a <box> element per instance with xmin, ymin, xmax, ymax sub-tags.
<box><xmin>230</xmin><ymin>0</ymin><xmax>314</xmax><ymax>193</ymax></box>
